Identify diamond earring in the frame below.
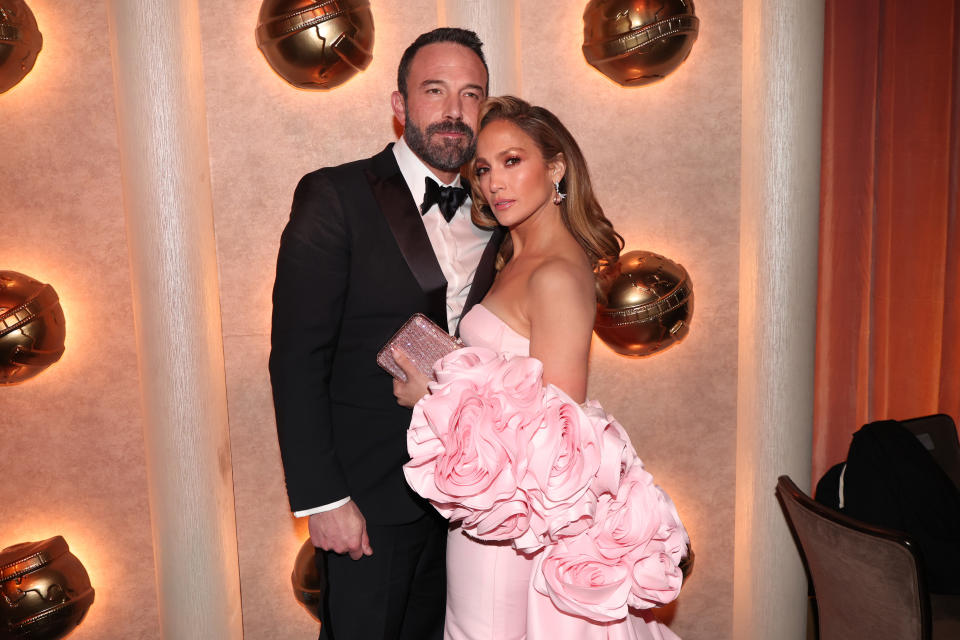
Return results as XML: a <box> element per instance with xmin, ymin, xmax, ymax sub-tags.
<box><xmin>553</xmin><ymin>180</ymin><xmax>566</xmax><ymax>205</ymax></box>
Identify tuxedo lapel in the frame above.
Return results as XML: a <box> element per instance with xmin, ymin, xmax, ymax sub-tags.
<box><xmin>460</xmin><ymin>225</ymin><xmax>506</xmax><ymax>334</ymax></box>
<box><xmin>366</xmin><ymin>146</ymin><xmax>449</xmax><ymax>331</ymax></box>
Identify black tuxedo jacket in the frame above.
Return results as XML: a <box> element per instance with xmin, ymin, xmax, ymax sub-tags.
<box><xmin>270</xmin><ymin>144</ymin><xmax>504</xmax><ymax>525</ymax></box>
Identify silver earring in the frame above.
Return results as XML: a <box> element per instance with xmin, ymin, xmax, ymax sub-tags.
<box><xmin>553</xmin><ymin>180</ymin><xmax>566</xmax><ymax>204</ymax></box>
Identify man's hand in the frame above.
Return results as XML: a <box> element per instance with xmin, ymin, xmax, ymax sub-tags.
<box><xmin>309</xmin><ymin>501</ymin><xmax>373</xmax><ymax>560</ymax></box>
<box><xmin>392</xmin><ymin>348</ymin><xmax>431</xmax><ymax>408</ymax></box>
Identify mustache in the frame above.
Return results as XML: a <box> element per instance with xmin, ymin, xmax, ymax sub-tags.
<box><xmin>425</xmin><ymin>120</ymin><xmax>474</xmax><ymax>137</ymax></box>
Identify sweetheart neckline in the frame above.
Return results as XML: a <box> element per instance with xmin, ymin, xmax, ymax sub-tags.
<box><xmin>473</xmin><ymin>303</ymin><xmax>531</xmax><ymax>343</ymax></box>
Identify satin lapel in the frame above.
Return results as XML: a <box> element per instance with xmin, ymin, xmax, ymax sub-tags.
<box><xmin>460</xmin><ymin>225</ymin><xmax>507</xmax><ymax>335</ymax></box>
<box><xmin>366</xmin><ymin>147</ymin><xmax>449</xmax><ymax>331</ymax></box>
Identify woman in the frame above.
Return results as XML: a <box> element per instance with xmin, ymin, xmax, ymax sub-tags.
<box><xmin>394</xmin><ymin>97</ymin><xmax>687</xmax><ymax>639</ymax></box>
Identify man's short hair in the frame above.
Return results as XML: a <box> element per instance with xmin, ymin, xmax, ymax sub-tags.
<box><xmin>397</xmin><ymin>28</ymin><xmax>488</xmax><ymax>98</ymax></box>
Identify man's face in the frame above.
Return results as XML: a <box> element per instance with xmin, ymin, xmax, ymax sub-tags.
<box><xmin>391</xmin><ymin>42</ymin><xmax>488</xmax><ymax>174</ymax></box>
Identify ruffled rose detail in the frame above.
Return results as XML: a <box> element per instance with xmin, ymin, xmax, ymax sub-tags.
<box><xmin>403</xmin><ymin>347</ymin><xmax>689</xmax><ymax>620</ymax></box>
<box><xmin>533</xmin><ymin>533</ymin><xmax>634</xmax><ymax>622</ymax></box>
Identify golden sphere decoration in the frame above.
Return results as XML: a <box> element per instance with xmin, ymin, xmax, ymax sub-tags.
<box><xmin>0</xmin><ymin>0</ymin><xmax>42</xmax><ymax>94</ymax></box>
<box><xmin>0</xmin><ymin>271</ymin><xmax>65</xmax><ymax>385</ymax></box>
<box><xmin>291</xmin><ymin>538</ymin><xmax>324</xmax><ymax>622</ymax></box>
<box><xmin>582</xmin><ymin>0</ymin><xmax>699</xmax><ymax>87</ymax></box>
<box><xmin>0</xmin><ymin>536</ymin><xmax>94</xmax><ymax>640</ymax></box>
<box><xmin>595</xmin><ymin>250</ymin><xmax>693</xmax><ymax>357</ymax></box>
<box><xmin>256</xmin><ymin>0</ymin><xmax>374</xmax><ymax>90</ymax></box>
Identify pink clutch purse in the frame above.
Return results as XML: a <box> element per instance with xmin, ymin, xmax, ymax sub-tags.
<box><xmin>377</xmin><ymin>313</ymin><xmax>463</xmax><ymax>382</ymax></box>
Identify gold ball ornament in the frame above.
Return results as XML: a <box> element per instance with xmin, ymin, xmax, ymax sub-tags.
<box><xmin>582</xmin><ymin>0</ymin><xmax>699</xmax><ymax>87</ymax></box>
<box><xmin>595</xmin><ymin>250</ymin><xmax>693</xmax><ymax>356</ymax></box>
<box><xmin>256</xmin><ymin>0</ymin><xmax>374</xmax><ymax>90</ymax></box>
<box><xmin>0</xmin><ymin>536</ymin><xmax>94</xmax><ymax>640</ymax></box>
<box><xmin>0</xmin><ymin>271</ymin><xmax>65</xmax><ymax>385</ymax></box>
<box><xmin>291</xmin><ymin>538</ymin><xmax>324</xmax><ymax>622</ymax></box>
<box><xmin>0</xmin><ymin>0</ymin><xmax>43</xmax><ymax>94</ymax></box>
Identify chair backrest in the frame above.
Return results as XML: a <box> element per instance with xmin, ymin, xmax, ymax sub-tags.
<box><xmin>776</xmin><ymin>475</ymin><xmax>932</xmax><ymax>640</ymax></box>
<box><xmin>900</xmin><ymin>413</ymin><xmax>960</xmax><ymax>492</ymax></box>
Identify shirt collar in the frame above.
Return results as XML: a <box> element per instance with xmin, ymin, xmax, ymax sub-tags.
<box><xmin>393</xmin><ymin>136</ymin><xmax>466</xmax><ymax>214</ymax></box>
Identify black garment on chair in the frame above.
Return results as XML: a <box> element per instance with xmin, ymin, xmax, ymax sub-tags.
<box><xmin>841</xmin><ymin>420</ymin><xmax>960</xmax><ymax>595</ymax></box>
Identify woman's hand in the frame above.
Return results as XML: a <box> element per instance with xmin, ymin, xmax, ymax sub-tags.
<box><xmin>392</xmin><ymin>347</ymin><xmax>431</xmax><ymax>407</ymax></box>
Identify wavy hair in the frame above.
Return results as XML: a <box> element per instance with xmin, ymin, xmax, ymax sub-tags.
<box><xmin>467</xmin><ymin>96</ymin><xmax>623</xmax><ymax>285</ymax></box>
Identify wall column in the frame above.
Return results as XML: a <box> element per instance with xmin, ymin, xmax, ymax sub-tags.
<box><xmin>106</xmin><ymin>1</ymin><xmax>242</xmax><ymax>638</ymax></box>
<box><xmin>439</xmin><ymin>0</ymin><xmax>521</xmax><ymax>96</ymax></box>
<box><xmin>734</xmin><ymin>1</ymin><xmax>824</xmax><ymax>638</ymax></box>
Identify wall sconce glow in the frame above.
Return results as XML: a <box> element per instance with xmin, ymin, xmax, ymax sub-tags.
<box><xmin>0</xmin><ymin>271</ymin><xmax>65</xmax><ymax>385</ymax></box>
<box><xmin>582</xmin><ymin>0</ymin><xmax>699</xmax><ymax>87</ymax></box>
<box><xmin>595</xmin><ymin>250</ymin><xmax>693</xmax><ymax>357</ymax></box>
<box><xmin>0</xmin><ymin>536</ymin><xmax>94</xmax><ymax>639</ymax></box>
<box><xmin>255</xmin><ymin>0</ymin><xmax>374</xmax><ymax>90</ymax></box>
<box><xmin>0</xmin><ymin>0</ymin><xmax>43</xmax><ymax>94</ymax></box>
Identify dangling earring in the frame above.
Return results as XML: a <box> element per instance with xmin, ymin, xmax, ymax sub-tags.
<box><xmin>553</xmin><ymin>179</ymin><xmax>566</xmax><ymax>205</ymax></box>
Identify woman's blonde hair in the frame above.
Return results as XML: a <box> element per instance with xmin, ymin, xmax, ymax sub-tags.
<box><xmin>467</xmin><ymin>96</ymin><xmax>623</xmax><ymax>282</ymax></box>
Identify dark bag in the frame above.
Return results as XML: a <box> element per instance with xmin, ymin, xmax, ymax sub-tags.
<box><xmin>841</xmin><ymin>420</ymin><xmax>960</xmax><ymax>595</ymax></box>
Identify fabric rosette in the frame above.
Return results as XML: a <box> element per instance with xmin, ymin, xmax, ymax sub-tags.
<box><xmin>403</xmin><ymin>347</ymin><xmax>689</xmax><ymax>622</ymax></box>
<box><xmin>531</xmin><ymin>459</ymin><xmax>687</xmax><ymax>620</ymax></box>
<box><xmin>589</xmin><ymin>463</ymin><xmax>688</xmax><ymax>610</ymax></box>
<box><xmin>532</xmin><ymin>533</ymin><xmax>635</xmax><ymax>622</ymax></box>
<box><xmin>404</xmin><ymin>347</ymin><xmax>540</xmax><ymax>540</ymax></box>
<box><xmin>513</xmin><ymin>386</ymin><xmax>608</xmax><ymax>552</ymax></box>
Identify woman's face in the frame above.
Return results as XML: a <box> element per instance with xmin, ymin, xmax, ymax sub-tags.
<box><xmin>474</xmin><ymin>119</ymin><xmax>560</xmax><ymax>228</ymax></box>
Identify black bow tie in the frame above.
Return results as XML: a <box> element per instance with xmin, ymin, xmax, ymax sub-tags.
<box><xmin>420</xmin><ymin>177</ymin><xmax>468</xmax><ymax>222</ymax></box>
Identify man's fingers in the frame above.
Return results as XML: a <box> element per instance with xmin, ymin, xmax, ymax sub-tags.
<box><xmin>361</xmin><ymin>529</ymin><xmax>373</xmax><ymax>556</ymax></box>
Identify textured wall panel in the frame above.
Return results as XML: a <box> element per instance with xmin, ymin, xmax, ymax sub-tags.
<box><xmin>0</xmin><ymin>1</ymin><xmax>160</xmax><ymax>638</ymax></box>
<box><xmin>733</xmin><ymin>1</ymin><xmax>823</xmax><ymax>638</ymax></box>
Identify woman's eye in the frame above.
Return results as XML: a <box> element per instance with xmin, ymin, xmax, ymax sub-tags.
<box><xmin>475</xmin><ymin>166</ymin><xmax>489</xmax><ymax>176</ymax></box>
<box><xmin>505</xmin><ymin>156</ymin><xmax>520</xmax><ymax>166</ymax></box>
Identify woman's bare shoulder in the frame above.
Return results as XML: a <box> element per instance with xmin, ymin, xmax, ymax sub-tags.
<box><xmin>527</xmin><ymin>253</ymin><xmax>595</xmax><ymax>320</ymax></box>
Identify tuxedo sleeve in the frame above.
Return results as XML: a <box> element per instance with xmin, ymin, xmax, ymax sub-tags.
<box><xmin>270</xmin><ymin>169</ymin><xmax>351</xmax><ymax>513</ymax></box>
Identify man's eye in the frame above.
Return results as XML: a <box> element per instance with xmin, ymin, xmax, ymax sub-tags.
<box><xmin>464</xmin><ymin>91</ymin><xmax>480</xmax><ymax>100</ymax></box>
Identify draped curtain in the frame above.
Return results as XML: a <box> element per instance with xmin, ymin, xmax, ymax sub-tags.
<box><xmin>813</xmin><ymin>0</ymin><xmax>960</xmax><ymax>481</ymax></box>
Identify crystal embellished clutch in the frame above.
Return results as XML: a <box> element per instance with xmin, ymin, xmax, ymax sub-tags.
<box><xmin>377</xmin><ymin>313</ymin><xmax>463</xmax><ymax>382</ymax></box>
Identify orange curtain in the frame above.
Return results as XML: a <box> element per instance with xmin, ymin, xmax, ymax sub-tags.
<box><xmin>813</xmin><ymin>0</ymin><xmax>960</xmax><ymax>481</ymax></box>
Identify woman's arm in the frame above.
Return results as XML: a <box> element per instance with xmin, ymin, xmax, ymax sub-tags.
<box><xmin>526</xmin><ymin>259</ymin><xmax>596</xmax><ymax>403</ymax></box>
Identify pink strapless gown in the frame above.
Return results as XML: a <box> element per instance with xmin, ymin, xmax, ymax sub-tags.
<box><xmin>442</xmin><ymin>305</ymin><xmax>681</xmax><ymax>640</ymax></box>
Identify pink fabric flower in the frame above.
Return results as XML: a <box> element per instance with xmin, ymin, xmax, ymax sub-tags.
<box><xmin>405</xmin><ymin>347</ymin><xmax>690</xmax><ymax>622</ymax></box>
<box><xmin>515</xmin><ymin>386</ymin><xmax>605</xmax><ymax>551</ymax></box>
<box><xmin>431</xmin><ymin>347</ymin><xmax>501</xmax><ymax>389</ymax></box>
<box><xmin>626</xmin><ymin>545</ymin><xmax>685</xmax><ymax>609</ymax></box>
<box><xmin>584</xmin><ymin>403</ymin><xmax>637</xmax><ymax>498</ymax></box>
<box><xmin>405</xmin><ymin>351</ymin><xmax>519</xmax><ymax>517</ymax></box>
<box><xmin>587</xmin><ymin>463</ymin><xmax>687</xmax><ymax>609</ymax></box>
<box><xmin>532</xmin><ymin>533</ymin><xmax>634</xmax><ymax>622</ymax></box>
<box><xmin>405</xmin><ymin>347</ymin><xmax>535</xmax><ymax>540</ymax></box>
<box><xmin>490</xmin><ymin>354</ymin><xmax>544</xmax><ymax>410</ymax></box>
<box><xmin>591</xmin><ymin>464</ymin><xmax>665</xmax><ymax>559</ymax></box>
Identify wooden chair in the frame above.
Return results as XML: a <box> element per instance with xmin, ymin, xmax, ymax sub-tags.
<box><xmin>776</xmin><ymin>475</ymin><xmax>931</xmax><ymax>640</ymax></box>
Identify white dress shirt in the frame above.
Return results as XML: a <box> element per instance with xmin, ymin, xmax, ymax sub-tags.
<box><xmin>392</xmin><ymin>137</ymin><xmax>493</xmax><ymax>332</ymax></box>
<box><xmin>295</xmin><ymin>138</ymin><xmax>493</xmax><ymax>518</ymax></box>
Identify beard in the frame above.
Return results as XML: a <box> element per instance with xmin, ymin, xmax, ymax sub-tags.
<box><xmin>404</xmin><ymin>115</ymin><xmax>476</xmax><ymax>172</ymax></box>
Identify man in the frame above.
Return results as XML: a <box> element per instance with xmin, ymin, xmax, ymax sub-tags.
<box><xmin>270</xmin><ymin>28</ymin><xmax>503</xmax><ymax>639</ymax></box>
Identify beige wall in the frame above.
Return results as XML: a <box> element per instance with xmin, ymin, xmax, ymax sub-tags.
<box><xmin>2</xmin><ymin>1</ymin><xmax>740</xmax><ymax>637</ymax></box>
<box><xmin>1</xmin><ymin>2</ymin><xmax>159</xmax><ymax>638</ymax></box>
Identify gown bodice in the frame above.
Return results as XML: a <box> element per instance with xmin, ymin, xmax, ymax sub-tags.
<box><xmin>458</xmin><ymin>304</ymin><xmax>530</xmax><ymax>357</ymax></box>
